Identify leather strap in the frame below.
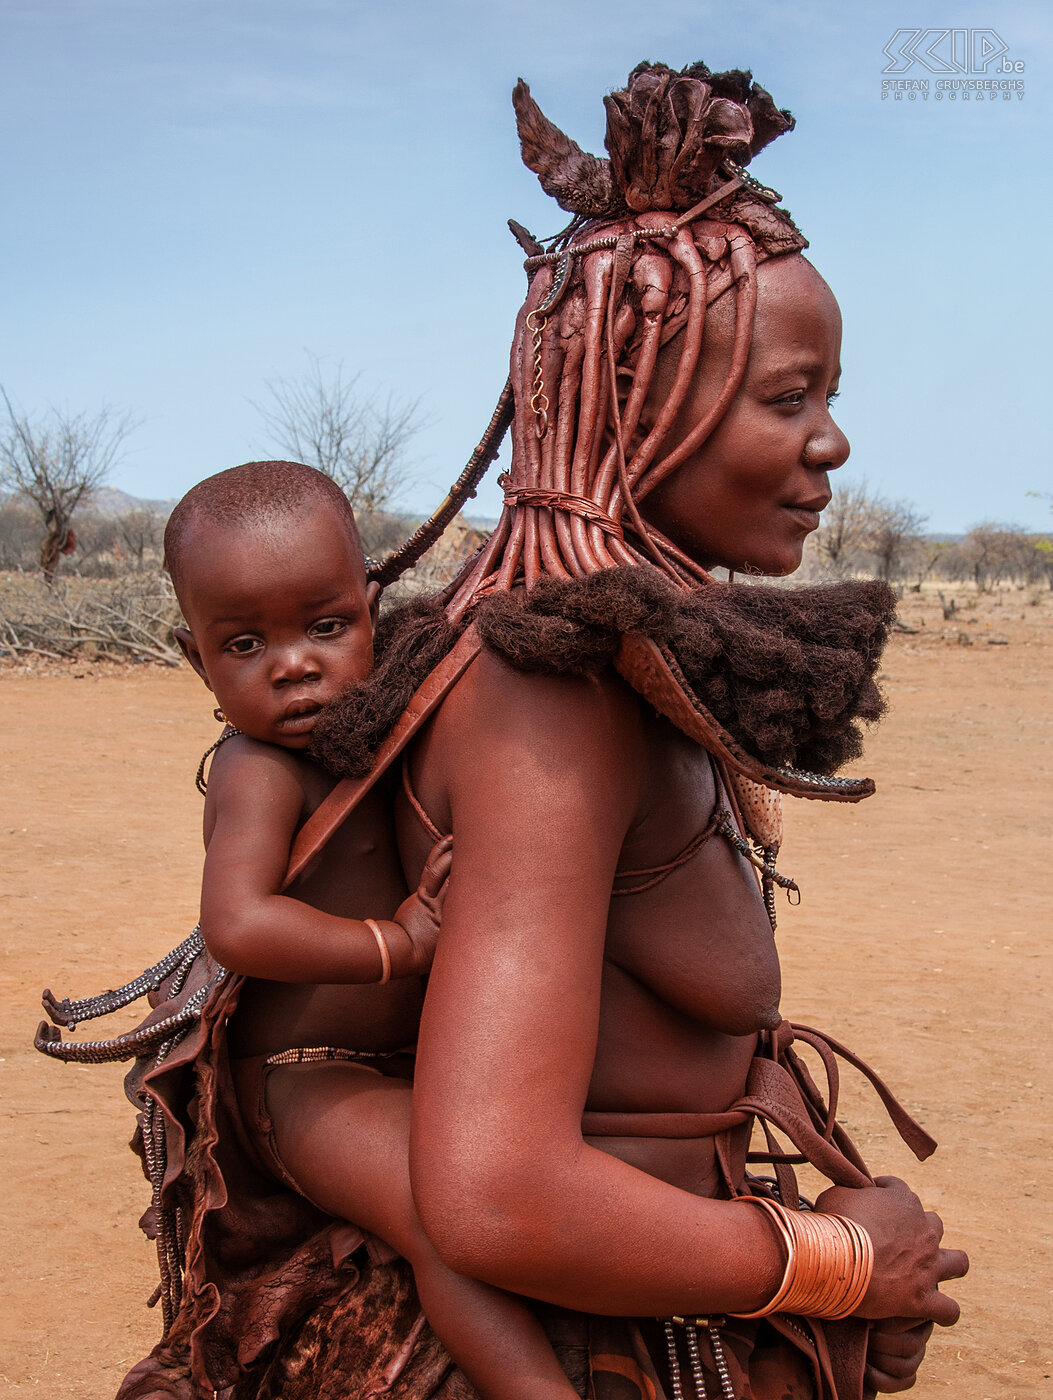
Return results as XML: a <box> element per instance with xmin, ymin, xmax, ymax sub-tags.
<box><xmin>614</xmin><ymin>632</ymin><xmax>875</xmax><ymax>803</ymax></box>
<box><xmin>582</xmin><ymin>1108</ymin><xmax>751</xmax><ymax>1139</ymax></box>
<box><xmin>581</xmin><ymin>1019</ymin><xmax>935</xmax><ymax>1194</ymax></box>
<box><xmin>282</xmin><ymin>625</ymin><xmax>483</xmax><ymax>888</ymax></box>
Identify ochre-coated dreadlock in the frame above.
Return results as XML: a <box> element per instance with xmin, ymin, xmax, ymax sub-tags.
<box><xmin>313</xmin><ymin>62</ymin><xmax>893</xmax><ymax>802</ymax></box>
<box><xmin>370</xmin><ymin>61</ymin><xmax>808</xmax><ymax>617</ymax></box>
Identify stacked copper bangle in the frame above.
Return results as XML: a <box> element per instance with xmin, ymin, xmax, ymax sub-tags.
<box><xmin>730</xmin><ymin>1195</ymin><xmax>874</xmax><ymax>1321</ymax></box>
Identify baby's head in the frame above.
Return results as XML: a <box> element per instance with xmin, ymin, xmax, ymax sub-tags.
<box><xmin>165</xmin><ymin>461</ymin><xmax>378</xmax><ymax>750</ymax></box>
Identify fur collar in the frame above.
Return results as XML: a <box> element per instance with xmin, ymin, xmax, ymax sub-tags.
<box><xmin>310</xmin><ymin>567</ymin><xmax>895</xmax><ymax>780</ymax></box>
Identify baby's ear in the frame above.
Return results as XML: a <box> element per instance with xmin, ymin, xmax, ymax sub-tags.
<box><xmin>173</xmin><ymin>626</ymin><xmax>212</xmax><ymax>690</ymax></box>
<box><xmin>365</xmin><ymin>580</ymin><xmax>383</xmax><ymax>630</ymax></box>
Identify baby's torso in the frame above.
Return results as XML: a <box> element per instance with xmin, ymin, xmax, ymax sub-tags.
<box><xmin>226</xmin><ymin>775</ymin><xmax>424</xmax><ymax>1058</ymax></box>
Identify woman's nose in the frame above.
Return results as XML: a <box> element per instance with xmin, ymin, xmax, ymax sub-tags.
<box><xmin>805</xmin><ymin>412</ymin><xmax>850</xmax><ymax>472</ymax></box>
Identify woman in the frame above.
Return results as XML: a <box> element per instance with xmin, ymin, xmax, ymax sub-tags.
<box><xmin>291</xmin><ymin>61</ymin><xmax>966</xmax><ymax>1399</ymax></box>
<box><xmin>76</xmin><ymin>60</ymin><xmax>963</xmax><ymax>1400</ymax></box>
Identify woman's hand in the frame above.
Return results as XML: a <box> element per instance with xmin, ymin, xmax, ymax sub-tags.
<box><xmin>814</xmin><ymin>1176</ymin><xmax>968</xmax><ymax>1325</ymax></box>
<box><xmin>391</xmin><ymin>834</ymin><xmax>453</xmax><ymax>974</ymax></box>
<box><xmin>863</xmin><ymin>1317</ymin><xmax>934</xmax><ymax>1396</ymax></box>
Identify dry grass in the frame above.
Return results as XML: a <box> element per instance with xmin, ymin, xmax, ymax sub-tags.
<box><xmin>0</xmin><ymin>573</ymin><xmax>183</xmax><ymax>665</ymax></box>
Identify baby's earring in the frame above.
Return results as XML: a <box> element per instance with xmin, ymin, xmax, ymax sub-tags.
<box><xmin>213</xmin><ymin>707</ymin><xmax>229</xmax><ymax>724</ymax></box>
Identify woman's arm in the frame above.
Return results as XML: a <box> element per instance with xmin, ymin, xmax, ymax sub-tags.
<box><xmin>200</xmin><ymin>737</ymin><xmax>448</xmax><ymax>982</ymax></box>
<box><xmin>409</xmin><ymin>653</ymin><xmax>785</xmax><ymax>1314</ymax></box>
<box><xmin>409</xmin><ymin>653</ymin><xmax>965</xmax><ymax>1322</ymax></box>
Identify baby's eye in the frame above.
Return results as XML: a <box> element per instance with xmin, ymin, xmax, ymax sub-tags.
<box><xmin>310</xmin><ymin>618</ymin><xmax>348</xmax><ymax>638</ymax></box>
<box><xmin>226</xmin><ymin>636</ymin><xmax>262</xmax><ymax>655</ymax></box>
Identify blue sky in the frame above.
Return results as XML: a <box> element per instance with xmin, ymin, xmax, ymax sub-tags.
<box><xmin>2</xmin><ymin>0</ymin><xmax>1050</xmax><ymax>532</ymax></box>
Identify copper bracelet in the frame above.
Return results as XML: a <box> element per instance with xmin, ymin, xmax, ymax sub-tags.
<box><xmin>729</xmin><ymin>1195</ymin><xmax>874</xmax><ymax>1321</ymax></box>
<box><xmin>365</xmin><ymin>919</ymin><xmax>392</xmax><ymax>985</ymax></box>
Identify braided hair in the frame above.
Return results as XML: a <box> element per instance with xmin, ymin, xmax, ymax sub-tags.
<box><xmin>312</xmin><ymin>65</ymin><xmax>894</xmax><ymax>787</ymax></box>
<box><xmin>370</xmin><ymin>62</ymin><xmax>807</xmax><ymax>616</ymax></box>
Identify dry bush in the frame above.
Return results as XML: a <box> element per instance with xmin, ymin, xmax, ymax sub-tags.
<box><xmin>934</xmin><ymin>524</ymin><xmax>1047</xmax><ymax>590</ymax></box>
<box><xmin>0</xmin><ymin>571</ymin><xmax>182</xmax><ymax>665</ymax></box>
<box><xmin>0</xmin><ymin>498</ymin><xmax>40</xmax><ymax>570</ymax></box>
<box><xmin>376</xmin><ymin>514</ymin><xmax>489</xmax><ymax>608</ymax></box>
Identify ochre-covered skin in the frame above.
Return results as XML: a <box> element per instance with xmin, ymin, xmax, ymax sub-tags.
<box><xmin>242</xmin><ymin>65</ymin><xmax>965</xmax><ymax>1398</ymax></box>
<box><xmin>50</xmin><ymin>63</ymin><xmax>967</xmax><ymax>1400</ymax></box>
<box><xmin>261</xmin><ymin>240</ymin><xmax>963</xmax><ymax>1400</ymax></box>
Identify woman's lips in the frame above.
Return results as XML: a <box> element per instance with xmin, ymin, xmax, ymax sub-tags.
<box><xmin>781</xmin><ymin>505</ymin><xmax>823</xmax><ymax>532</ymax></box>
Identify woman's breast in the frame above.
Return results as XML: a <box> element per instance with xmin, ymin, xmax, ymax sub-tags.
<box><xmin>608</xmin><ymin>824</ymin><xmax>781</xmax><ymax>1016</ymax></box>
<box><xmin>587</xmin><ymin>817</ymin><xmax>782</xmax><ymax>1114</ymax></box>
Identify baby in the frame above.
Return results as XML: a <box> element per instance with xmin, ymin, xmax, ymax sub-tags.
<box><xmin>165</xmin><ymin>460</ymin><xmax>578</xmax><ymax>1400</ymax></box>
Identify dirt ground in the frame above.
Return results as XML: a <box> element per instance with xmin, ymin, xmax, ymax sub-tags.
<box><xmin>1</xmin><ymin>583</ymin><xmax>1050</xmax><ymax>1398</ymax></box>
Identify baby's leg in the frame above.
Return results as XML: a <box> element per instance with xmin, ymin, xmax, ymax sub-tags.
<box><xmin>264</xmin><ymin>1062</ymin><xmax>579</xmax><ymax>1400</ymax></box>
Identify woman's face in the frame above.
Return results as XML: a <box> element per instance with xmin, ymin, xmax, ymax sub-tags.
<box><xmin>638</xmin><ymin>254</ymin><xmax>849</xmax><ymax>576</ymax></box>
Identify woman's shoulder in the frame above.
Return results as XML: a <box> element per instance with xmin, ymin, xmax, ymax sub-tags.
<box><xmin>417</xmin><ymin>645</ymin><xmax>655</xmax><ymax>819</ymax></box>
<box><xmin>448</xmin><ymin>645</ymin><xmax>644</xmax><ymax>741</ymax></box>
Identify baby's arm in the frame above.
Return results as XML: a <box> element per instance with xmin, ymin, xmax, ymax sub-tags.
<box><xmin>200</xmin><ymin>738</ymin><xmax>449</xmax><ymax>983</ymax></box>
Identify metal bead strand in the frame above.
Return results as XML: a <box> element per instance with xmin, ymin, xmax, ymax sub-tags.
<box><xmin>708</xmin><ymin>1325</ymin><xmax>737</xmax><ymax>1400</ymax></box>
<box><xmin>663</xmin><ymin>1319</ymin><xmax>686</xmax><ymax>1400</ymax></box>
<box><xmin>42</xmin><ymin>929</ymin><xmax>205</xmax><ymax>1028</ymax></box>
<box><xmin>526</xmin><ymin>310</ymin><xmax>549</xmax><ymax>439</ymax></box>
<box><xmin>761</xmin><ymin>857</ymin><xmax>778</xmax><ymax>933</ymax></box>
<box><xmin>684</xmin><ymin>1322</ymin><xmax>710</xmax><ymax>1399</ymax></box>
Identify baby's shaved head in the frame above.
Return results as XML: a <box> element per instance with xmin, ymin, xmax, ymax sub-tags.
<box><xmin>164</xmin><ymin>461</ymin><xmax>361</xmax><ymax>602</ymax></box>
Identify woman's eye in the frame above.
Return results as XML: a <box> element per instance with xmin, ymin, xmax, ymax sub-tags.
<box><xmin>776</xmin><ymin>391</ymin><xmax>805</xmax><ymax>407</ymax></box>
<box><xmin>827</xmin><ymin>390</ymin><xmax>841</xmax><ymax>405</ymax></box>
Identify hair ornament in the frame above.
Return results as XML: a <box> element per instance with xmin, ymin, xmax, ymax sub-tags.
<box><xmin>513</xmin><ymin>61</ymin><xmax>794</xmax><ymax>219</ymax></box>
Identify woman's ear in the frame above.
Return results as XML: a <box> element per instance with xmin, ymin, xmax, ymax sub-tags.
<box><xmin>365</xmin><ymin>580</ymin><xmax>383</xmax><ymax>630</ymax></box>
<box><xmin>173</xmin><ymin>626</ymin><xmax>213</xmax><ymax>690</ymax></box>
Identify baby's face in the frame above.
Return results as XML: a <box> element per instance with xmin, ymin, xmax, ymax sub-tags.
<box><xmin>175</xmin><ymin>508</ymin><xmax>376</xmax><ymax>749</ymax></box>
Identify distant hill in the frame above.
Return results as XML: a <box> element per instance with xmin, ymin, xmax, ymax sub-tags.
<box><xmin>85</xmin><ymin>486</ymin><xmax>178</xmax><ymax>517</ymax></box>
<box><xmin>82</xmin><ymin>486</ymin><xmax>499</xmax><ymax>534</ymax></box>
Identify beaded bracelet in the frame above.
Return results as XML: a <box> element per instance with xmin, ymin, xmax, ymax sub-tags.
<box><xmin>729</xmin><ymin>1194</ymin><xmax>874</xmax><ymax>1321</ymax></box>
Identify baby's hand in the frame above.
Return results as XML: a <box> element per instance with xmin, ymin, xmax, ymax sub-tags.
<box><xmin>392</xmin><ymin>835</ymin><xmax>453</xmax><ymax>975</ymax></box>
<box><xmin>864</xmin><ymin>1317</ymin><xmax>934</xmax><ymax>1396</ymax></box>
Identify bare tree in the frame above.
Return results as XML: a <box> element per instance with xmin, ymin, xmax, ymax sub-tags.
<box><xmin>0</xmin><ymin>389</ymin><xmax>137</xmax><ymax>582</ymax></box>
<box><xmin>906</xmin><ymin>537</ymin><xmax>948</xmax><ymax>591</ymax></box>
<box><xmin>114</xmin><ymin>507</ymin><xmax>166</xmax><ymax>571</ymax></box>
<box><xmin>951</xmin><ymin>523</ymin><xmax>1033</xmax><ymax>590</ymax></box>
<box><xmin>252</xmin><ymin>356</ymin><xmax>423</xmax><ymax>515</ymax></box>
<box><xmin>867</xmin><ymin>499</ymin><xmax>929</xmax><ymax>583</ymax></box>
<box><xmin>812</xmin><ymin>483</ymin><xmax>874</xmax><ymax>577</ymax></box>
